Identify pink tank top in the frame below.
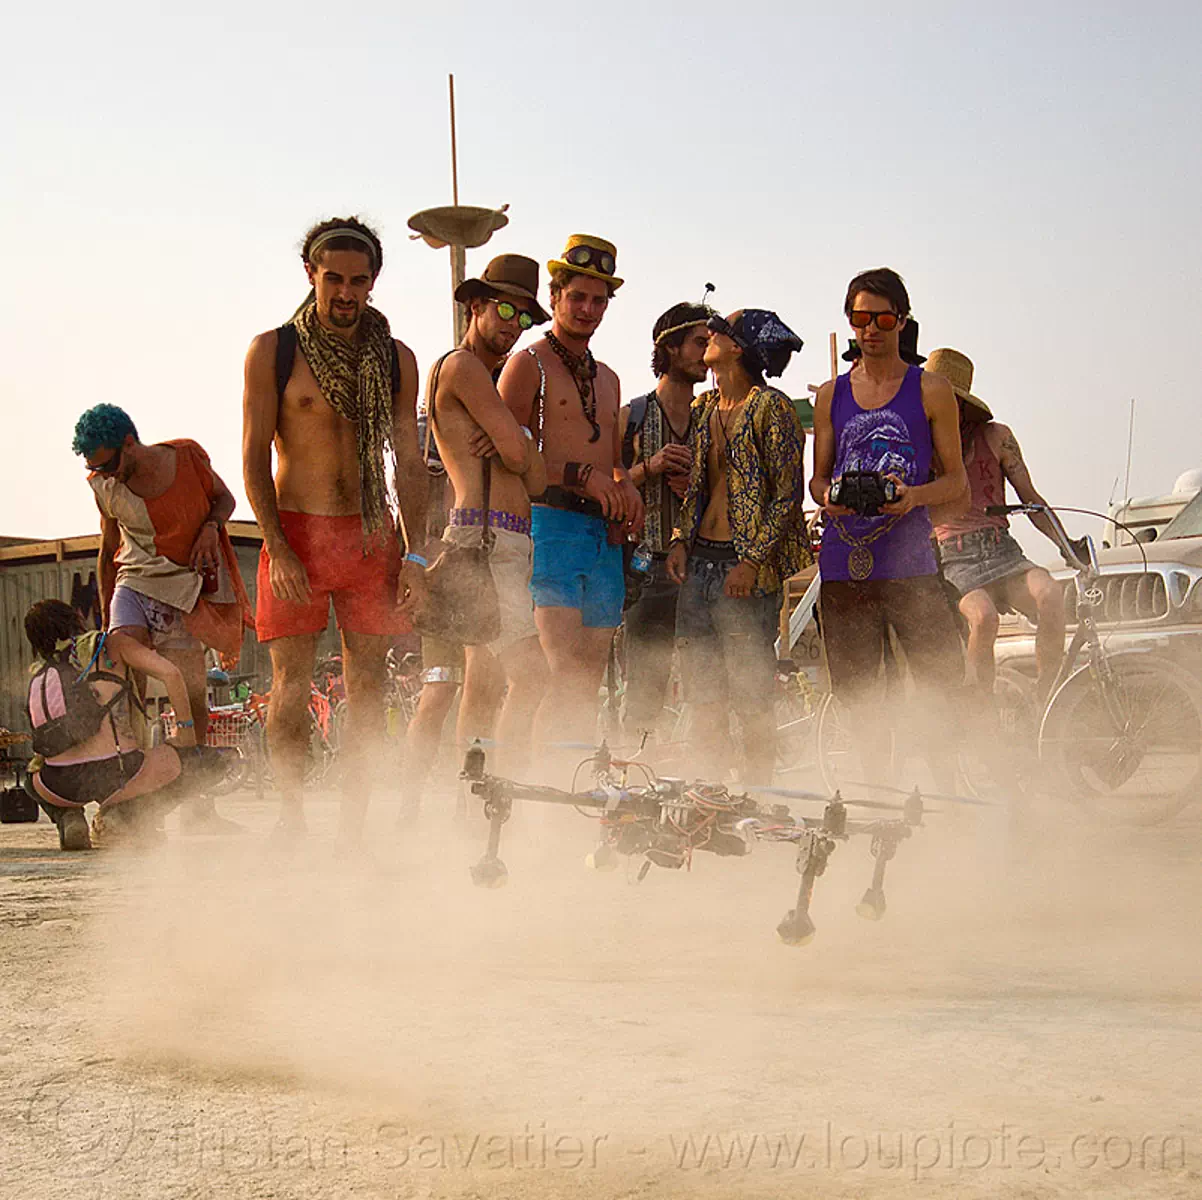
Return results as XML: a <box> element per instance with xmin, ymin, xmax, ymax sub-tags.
<box><xmin>935</xmin><ymin>423</ymin><xmax>1008</xmax><ymax>539</ymax></box>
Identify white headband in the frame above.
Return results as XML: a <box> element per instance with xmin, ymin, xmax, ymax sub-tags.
<box><xmin>308</xmin><ymin>227</ymin><xmax>379</xmax><ymax>268</ymax></box>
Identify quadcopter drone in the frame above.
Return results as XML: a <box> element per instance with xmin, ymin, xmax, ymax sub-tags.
<box><xmin>460</xmin><ymin>741</ymin><xmax>981</xmax><ymax>945</ymax></box>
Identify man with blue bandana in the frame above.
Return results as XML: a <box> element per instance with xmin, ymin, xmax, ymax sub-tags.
<box><xmin>667</xmin><ymin>309</ymin><xmax>810</xmax><ymax>785</ymax></box>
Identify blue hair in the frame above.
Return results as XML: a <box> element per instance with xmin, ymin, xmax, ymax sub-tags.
<box><xmin>72</xmin><ymin>405</ymin><xmax>139</xmax><ymax>459</ymax></box>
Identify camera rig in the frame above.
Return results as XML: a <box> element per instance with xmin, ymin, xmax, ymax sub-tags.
<box><xmin>460</xmin><ymin>741</ymin><xmax>940</xmax><ymax>945</ymax></box>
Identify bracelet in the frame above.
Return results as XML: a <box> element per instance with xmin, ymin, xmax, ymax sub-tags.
<box><xmin>404</xmin><ymin>553</ymin><xmax>429</xmax><ymax>568</ymax></box>
<box><xmin>177</xmin><ymin>719</ymin><xmax>195</xmax><ymax>729</ymax></box>
<box><xmin>564</xmin><ymin>461</ymin><xmax>582</xmax><ymax>488</ymax></box>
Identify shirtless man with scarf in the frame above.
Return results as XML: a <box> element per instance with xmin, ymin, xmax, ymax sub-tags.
<box><xmin>243</xmin><ymin>217</ymin><xmax>429</xmax><ymax>841</ymax></box>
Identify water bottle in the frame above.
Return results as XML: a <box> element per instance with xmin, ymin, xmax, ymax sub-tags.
<box><xmin>631</xmin><ymin>545</ymin><xmax>654</xmax><ymax>575</ymax></box>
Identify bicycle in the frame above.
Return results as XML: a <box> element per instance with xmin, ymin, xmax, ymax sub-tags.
<box><xmin>989</xmin><ymin>502</ymin><xmax>1202</xmax><ymax>824</ymax></box>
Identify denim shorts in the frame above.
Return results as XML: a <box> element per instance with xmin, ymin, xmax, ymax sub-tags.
<box><xmin>530</xmin><ymin>506</ymin><xmax>624</xmax><ymax>630</ymax></box>
<box><xmin>675</xmin><ymin>547</ymin><xmax>781</xmax><ymax>717</ymax></box>
<box><xmin>937</xmin><ymin>528</ymin><xmax>1034</xmax><ymax>596</ymax></box>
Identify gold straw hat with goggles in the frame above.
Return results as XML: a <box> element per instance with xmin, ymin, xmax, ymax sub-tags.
<box><xmin>547</xmin><ymin>234</ymin><xmax>624</xmax><ymax>290</ymax></box>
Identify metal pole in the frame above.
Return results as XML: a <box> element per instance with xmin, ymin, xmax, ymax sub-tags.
<box><xmin>1122</xmin><ymin>397</ymin><xmax>1135</xmax><ymax>504</ymax></box>
<box><xmin>448</xmin><ymin>73</ymin><xmax>466</xmax><ymax>343</ymax></box>
<box><xmin>451</xmin><ymin>244</ymin><xmax>467</xmax><ymax>344</ymax></box>
<box><xmin>448</xmin><ymin>74</ymin><xmax>460</xmax><ymax>206</ymax></box>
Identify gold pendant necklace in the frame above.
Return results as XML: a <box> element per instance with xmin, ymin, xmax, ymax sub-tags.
<box><xmin>831</xmin><ymin>514</ymin><xmax>904</xmax><ymax>580</ymax></box>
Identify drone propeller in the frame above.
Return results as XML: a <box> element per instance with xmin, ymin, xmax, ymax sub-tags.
<box><xmin>746</xmin><ymin>784</ymin><xmax>929</xmax><ymax>814</ymax></box>
<box><xmin>839</xmin><ymin>780</ymin><xmax>997</xmax><ymax>807</ymax></box>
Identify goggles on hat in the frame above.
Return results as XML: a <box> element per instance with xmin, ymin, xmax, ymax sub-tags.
<box><xmin>492</xmin><ymin>299</ymin><xmax>535</xmax><ymax>330</ymax></box>
<box><xmin>849</xmin><ymin>309</ymin><xmax>901</xmax><ymax>331</ymax></box>
<box><xmin>564</xmin><ymin>244</ymin><xmax>616</xmax><ymax>276</ymax></box>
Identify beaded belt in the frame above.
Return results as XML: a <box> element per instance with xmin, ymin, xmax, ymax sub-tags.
<box><xmin>448</xmin><ymin>507</ymin><xmax>532</xmax><ymax>537</ymax></box>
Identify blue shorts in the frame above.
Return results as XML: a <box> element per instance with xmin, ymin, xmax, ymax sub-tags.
<box><xmin>530</xmin><ymin>506</ymin><xmax>624</xmax><ymax>630</ymax></box>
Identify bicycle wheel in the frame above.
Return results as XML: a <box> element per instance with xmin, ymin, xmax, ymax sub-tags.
<box><xmin>203</xmin><ymin>746</ymin><xmax>252</xmax><ymax>796</ymax></box>
<box><xmin>957</xmin><ymin>667</ymin><xmax>1039</xmax><ymax>801</ymax></box>
<box><xmin>774</xmin><ymin>685</ymin><xmax>816</xmax><ymax>775</ymax></box>
<box><xmin>815</xmin><ymin>692</ymin><xmax>856</xmax><ymax>793</ymax></box>
<box><xmin>1039</xmin><ymin>652</ymin><xmax>1202</xmax><ymax>824</ymax></box>
<box><xmin>257</xmin><ymin>716</ymin><xmax>332</xmax><ymax>787</ymax></box>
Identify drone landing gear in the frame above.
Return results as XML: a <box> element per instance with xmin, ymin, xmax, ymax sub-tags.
<box><xmin>470</xmin><ymin>791</ymin><xmax>512</xmax><ymax>889</ymax></box>
<box><xmin>586</xmin><ymin>843</ymin><xmax>620</xmax><ymax>872</ymax></box>
<box><xmin>778</xmin><ymin>829</ymin><xmax>836</xmax><ymax>947</ymax></box>
<box><xmin>854</xmin><ymin>823</ymin><xmax>911</xmax><ymax>921</ymax></box>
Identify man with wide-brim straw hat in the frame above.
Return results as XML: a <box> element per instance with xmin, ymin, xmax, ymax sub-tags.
<box><xmin>498</xmin><ymin>234</ymin><xmax>642</xmax><ymax>764</ymax></box>
<box><xmin>927</xmin><ymin>346</ymin><xmax>1071</xmax><ymax>700</ymax></box>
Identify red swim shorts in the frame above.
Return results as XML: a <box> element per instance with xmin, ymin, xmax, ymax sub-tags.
<box><xmin>256</xmin><ymin>511</ymin><xmax>411</xmax><ymax>641</ymax></box>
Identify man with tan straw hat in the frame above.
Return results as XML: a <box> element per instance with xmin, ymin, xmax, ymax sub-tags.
<box><xmin>416</xmin><ymin>254</ymin><xmax>549</xmax><ymax>788</ymax></box>
<box><xmin>928</xmin><ymin>347</ymin><xmax>1067</xmax><ymax>699</ymax></box>
<box><xmin>499</xmin><ymin>234</ymin><xmax>644</xmax><ymax>749</ymax></box>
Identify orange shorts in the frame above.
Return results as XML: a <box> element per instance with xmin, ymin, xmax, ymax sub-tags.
<box><xmin>256</xmin><ymin>511</ymin><xmax>411</xmax><ymax>641</ymax></box>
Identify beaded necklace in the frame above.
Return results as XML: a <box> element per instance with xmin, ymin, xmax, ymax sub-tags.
<box><xmin>546</xmin><ymin>331</ymin><xmax>600</xmax><ymax>443</ymax></box>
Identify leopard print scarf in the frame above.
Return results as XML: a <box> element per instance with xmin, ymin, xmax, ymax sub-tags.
<box><xmin>293</xmin><ymin>298</ymin><xmax>396</xmax><ymax>542</ymax></box>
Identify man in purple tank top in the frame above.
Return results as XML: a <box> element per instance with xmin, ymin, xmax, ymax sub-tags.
<box><xmin>810</xmin><ymin>268</ymin><xmax>967</xmax><ymax>784</ymax></box>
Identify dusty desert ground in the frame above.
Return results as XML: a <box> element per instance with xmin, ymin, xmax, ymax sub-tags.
<box><xmin>2</xmin><ymin>776</ymin><xmax>1201</xmax><ymax>1200</ymax></box>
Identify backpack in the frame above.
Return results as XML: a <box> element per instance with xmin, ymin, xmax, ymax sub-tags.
<box><xmin>26</xmin><ymin>634</ymin><xmax>131</xmax><ymax>759</ymax></box>
<box><xmin>620</xmin><ymin>393</ymin><xmax>651</xmax><ymax>470</ymax></box>
<box><xmin>274</xmin><ymin>324</ymin><xmax>401</xmax><ymax>400</ymax></box>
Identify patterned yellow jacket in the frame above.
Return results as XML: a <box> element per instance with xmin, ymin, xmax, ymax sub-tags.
<box><xmin>673</xmin><ymin>386</ymin><xmax>812</xmax><ymax>595</ymax></box>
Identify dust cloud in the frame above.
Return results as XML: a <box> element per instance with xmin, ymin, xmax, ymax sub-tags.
<box><xmin>65</xmin><ymin>752</ymin><xmax>1202</xmax><ymax>1198</ymax></box>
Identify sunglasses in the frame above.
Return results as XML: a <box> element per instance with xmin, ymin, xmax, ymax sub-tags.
<box><xmin>849</xmin><ymin>310</ymin><xmax>901</xmax><ymax>331</ymax></box>
<box><xmin>564</xmin><ymin>244</ymin><xmax>616</xmax><ymax>276</ymax></box>
<box><xmin>87</xmin><ymin>448</ymin><xmax>123</xmax><ymax>475</ymax></box>
<box><xmin>492</xmin><ymin>299</ymin><xmax>534</xmax><ymax>330</ymax></box>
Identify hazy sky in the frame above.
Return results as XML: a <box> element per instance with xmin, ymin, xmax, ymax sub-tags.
<box><xmin>4</xmin><ymin>1</ymin><xmax>1200</xmax><ymax>563</ymax></box>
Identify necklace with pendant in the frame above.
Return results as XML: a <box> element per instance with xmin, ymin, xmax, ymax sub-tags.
<box><xmin>830</xmin><ymin>513</ymin><xmax>904</xmax><ymax>580</ymax></box>
<box><xmin>546</xmin><ymin>332</ymin><xmax>600</xmax><ymax>442</ymax></box>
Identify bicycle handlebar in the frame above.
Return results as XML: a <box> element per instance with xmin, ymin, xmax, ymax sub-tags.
<box><xmin>983</xmin><ymin>503</ymin><xmax>1096</xmax><ymax>575</ymax></box>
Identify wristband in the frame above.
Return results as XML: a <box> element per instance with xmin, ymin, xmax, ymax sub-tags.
<box><xmin>177</xmin><ymin>719</ymin><xmax>195</xmax><ymax>729</ymax></box>
<box><xmin>405</xmin><ymin>553</ymin><xmax>429</xmax><ymax>568</ymax></box>
<box><xmin>564</xmin><ymin>461</ymin><xmax>582</xmax><ymax>488</ymax></box>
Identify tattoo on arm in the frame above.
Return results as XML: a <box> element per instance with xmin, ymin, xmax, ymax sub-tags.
<box><xmin>999</xmin><ymin>431</ymin><xmax>1024</xmax><ymax>467</ymax></box>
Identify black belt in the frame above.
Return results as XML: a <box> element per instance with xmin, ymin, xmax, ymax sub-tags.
<box><xmin>538</xmin><ymin>487</ymin><xmax>606</xmax><ymax>521</ymax></box>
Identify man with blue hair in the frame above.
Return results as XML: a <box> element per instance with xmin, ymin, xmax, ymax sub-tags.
<box><xmin>73</xmin><ymin>404</ymin><xmax>252</xmax><ymax>833</ymax></box>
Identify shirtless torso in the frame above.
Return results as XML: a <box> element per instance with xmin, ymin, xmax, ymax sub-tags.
<box><xmin>502</xmin><ymin>340</ymin><xmax>622</xmax><ymax>490</ymax></box>
<box><xmin>697</xmin><ymin>400</ymin><xmax>746</xmax><ymax>541</ymax></box>
<box><xmin>431</xmin><ymin>348</ymin><xmax>543</xmax><ymax>518</ymax></box>
<box><xmin>248</xmin><ymin>333</ymin><xmax>417</xmax><ymax>518</ymax></box>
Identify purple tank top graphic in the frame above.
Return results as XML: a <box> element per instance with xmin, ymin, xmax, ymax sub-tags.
<box><xmin>819</xmin><ymin>365</ymin><xmax>937</xmax><ymax>581</ymax></box>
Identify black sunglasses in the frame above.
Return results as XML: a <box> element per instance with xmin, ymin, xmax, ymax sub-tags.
<box><xmin>706</xmin><ymin>315</ymin><xmax>747</xmax><ymax>348</ymax></box>
<box><xmin>87</xmin><ymin>448</ymin><xmax>123</xmax><ymax>475</ymax></box>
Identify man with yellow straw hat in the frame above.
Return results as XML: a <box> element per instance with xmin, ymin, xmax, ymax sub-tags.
<box><xmin>928</xmin><ymin>347</ymin><xmax>1069</xmax><ymax>700</ymax></box>
<box><xmin>499</xmin><ymin>234</ymin><xmax>643</xmax><ymax>752</ymax></box>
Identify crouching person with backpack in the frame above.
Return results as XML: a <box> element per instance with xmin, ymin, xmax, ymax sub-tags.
<box><xmin>24</xmin><ymin>600</ymin><xmax>219</xmax><ymax>850</ymax></box>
